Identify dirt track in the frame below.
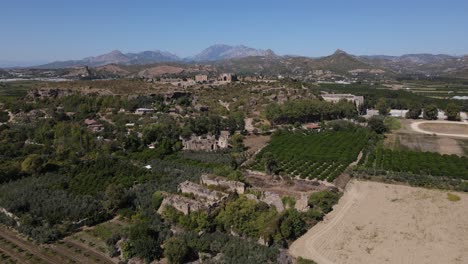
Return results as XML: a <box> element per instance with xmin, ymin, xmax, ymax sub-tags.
<box><xmin>410</xmin><ymin>120</ymin><xmax>468</xmax><ymax>138</ymax></box>
<box><xmin>289</xmin><ymin>180</ymin><xmax>468</xmax><ymax>264</ymax></box>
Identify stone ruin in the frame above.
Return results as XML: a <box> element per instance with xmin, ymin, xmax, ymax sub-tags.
<box><xmin>219</xmin><ymin>73</ymin><xmax>238</xmax><ymax>82</ymax></box>
<box><xmin>178</xmin><ymin>181</ymin><xmax>228</xmax><ymax>205</ymax></box>
<box><xmin>200</xmin><ymin>174</ymin><xmax>245</xmax><ymax>194</ymax></box>
<box><xmin>195</xmin><ymin>74</ymin><xmax>208</xmax><ymax>82</ymax></box>
<box><xmin>158</xmin><ymin>180</ymin><xmax>233</xmax><ymax>216</ymax></box>
<box><xmin>261</xmin><ymin>191</ymin><xmax>285</xmax><ymax>212</ymax></box>
<box><xmin>182</xmin><ymin>131</ymin><xmax>229</xmax><ymax>151</ymax></box>
<box><xmin>157</xmin><ymin>194</ymin><xmax>208</xmax><ymax>215</ymax></box>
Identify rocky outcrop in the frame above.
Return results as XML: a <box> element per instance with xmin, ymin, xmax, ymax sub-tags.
<box><xmin>261</xmin><ymin>191</ymin><xmax>284</xmax><ymax>212</ymax></box>
<box><xmin>294</xmin><ymin>194</ymin><xmax>310</xmax><ymax>212</ymax></box>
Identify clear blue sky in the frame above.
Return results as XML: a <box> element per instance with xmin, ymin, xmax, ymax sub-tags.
<box><xmin>1</xmin><ymin>0</ymin><xmax>468</xmax><ymax>63</ymax></box>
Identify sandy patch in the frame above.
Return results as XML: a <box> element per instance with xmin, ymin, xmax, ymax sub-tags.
<box><xmin>411</xmin><ymin>121</ymin><xmax>468</xmax><ymax>138</ymax></box>
<box><xmin>243</xmin><ymin>134</ymin><xmax>270</xmax><ymax>154</ymax></box>
<box><xmin>137</xmin><ymin>65</ymin><xmax>184</xmax><ymax>78</ymax></box>
<box><xmin>97</xmin><ymin>65</ymin><xmax>130</xmax><ymax>75</ymax></box>
<box><xmin>289</xmin><ymin>180</ymin><xmax>468</xmax><ymax>264</ymax></box>
<box><xmin>419</xmin><ymin>122</ymin><xmax>468</xmax><ymax>135</ymax></box>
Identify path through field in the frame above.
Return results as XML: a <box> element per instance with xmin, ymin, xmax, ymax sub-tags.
<box><xmin>289</xmin><ymin>180</ymin><xmax>468</xmax><ymax>264</ymax></box>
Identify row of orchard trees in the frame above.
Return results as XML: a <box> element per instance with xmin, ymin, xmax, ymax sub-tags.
<box><xmin>252</xmin><ymin>129</ymin><xmax>370</xmax><ymax>181</ymax></box>
<box><xmin>364</xmin><ymin>147</ymin><xmax>468</xmax><ymax>180</ymax></box>
<box><xmin>375</xmin><ymin>98</ymin><xmax>463</xmax><ymax>121</ymax></box>
<box><xmin>265</xmin><ymin>99</ymin><xmax>357</xmax><ymax>125</ymax></box>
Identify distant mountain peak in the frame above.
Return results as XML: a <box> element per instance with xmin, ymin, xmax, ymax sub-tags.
<box><xmin>333</xmin><ymin>49</ymin><xmax>347</xmax><ymax>55</ymax></box>
<box><xmin>192</xmin><ymin>44</ymin><xmax>277</xmax><ymax>61</ymax></box>
<box><xmin>108</xmin><ymin>50</ymin><xmax>124</xmax><ymax>55</ymax></box>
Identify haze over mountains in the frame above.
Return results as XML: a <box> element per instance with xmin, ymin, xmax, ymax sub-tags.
<box><xmin>35</xmin><ymin>45</ymin><xmax>277</xmax><ymax>69</ymax></box>
<box><xmin>1</xmin><ymin>44</ymin><xmax>466</xmax><ymax>78</ymax></box>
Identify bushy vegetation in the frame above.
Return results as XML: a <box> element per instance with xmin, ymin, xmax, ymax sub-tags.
<box><xmin>0</xmin><ymin>174</ymin><xmax>108</xmax><ymax>243</ymax></box>
<box><xmin>251</xmin><ymin>129</ymin><xmax>371</xmax><ymax>181</ymax></box>
<box><xmin>164</xmin><ymin>231</ymin><xmax>280</xmax><ymax>264</ymax></box>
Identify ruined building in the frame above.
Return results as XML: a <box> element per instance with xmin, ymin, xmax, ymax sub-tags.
<box><xmin>158</xmin><ymin>194</ymin><xmax>208</xmax><ymax>215</ymax></box>
<box><xmin>178</xmin><ymin>181</ymin><xmax>228</xmax><ymax>205</ymax></box>
<box><xmin>182</xmin><ymin>131</ymin><xmax>229</xmax><ymax>151</ymax></box>
<box><xmin>219</xmin><ymin>73</ymin><xmax>238</xmax><ymax>82</ymax></box>
<box><xmin>200</xmin><ymin>174</ymin><xmax>245</xmax><ymax>194</ymax></box>
<box><xmin>195</xmin><ymin>74</ymin><xmax>208</xmax><ymax>82</ymax></box>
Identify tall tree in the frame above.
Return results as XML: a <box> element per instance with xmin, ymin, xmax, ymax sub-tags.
<box><xmin>423</xmin><ymin>104</ymin><xmax>438</xmax><ymax>120</ymax></box>
<box><xmin>406</xmin><ymin>104</ymin><xmax>422</xmax><ymax>119</ymax></box>
<box><xmin>375</xmin><ymin>98</ymin><xmax>390</xmax><ymax>116</ymax></box>
<box><xmin>367</xmin><ymin>116</ymin><xmax>387</xmax><ymax>134</ymax></box>
<box><xmin>263</xmin><ymin>152</ymin><xmax>278</xmax><ymax>175</ymax></box>
<box><xmin>445</xmin><ymin>102</ymin><xmax>461</xmax><ymax>121</ymax></box>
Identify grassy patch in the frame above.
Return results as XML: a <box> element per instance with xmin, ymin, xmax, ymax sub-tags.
<box><xmin>384</xmin><ymin>117</ymin><xmax>402</xmax><ymax>131</ymax></box>
<box><xmin>460</xmin><ymin>140</ymin><xmax>468</xmax><ymax>157</ymax></box>
<box><xmin>447</xmin><ymin>193</ymin><xmax>461</xmax><ymax>202</ymax></box>
<box><xmin>297</xmin><ymin>257</ymin><xmax>318</xmax><ymax>264</ymax></box>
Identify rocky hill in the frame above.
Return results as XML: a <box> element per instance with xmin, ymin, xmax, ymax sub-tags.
<box><xmin>359</xmin><ymin>53</ymin><xmax>468</xmax><ymax>75</ymax></box>
<box><xmin>10</xmin><ymin>45</ymin><xmax>468</xmax><ymax>79</ymax></box>
<box><xmin>37</xmin><ymin>50</ymin><xmax>181</xmax><ymax>69</ymax></box>
<box><xmin>190</xmin><ymin>44</ymin><xmax>276</xmax><ymax>62</ymax></box>
<box><xmin>212</xmin><ymin>49</ymin><xmax>385</xmax><ymax>77</ymax></box>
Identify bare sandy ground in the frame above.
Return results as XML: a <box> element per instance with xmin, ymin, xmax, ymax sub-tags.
<box><xmin>289</xmin><ymin>180</ymin><xmax>468</xmax><ymax>264</ymax></box>
<box><xmin>411</xmin><ymin>120</ymin><xmax>468</xmax><ymax>138</ymax></box>
<box><xmin>385</xmin><ymin>120</ymin><xmax>467</xmax><ymax>156</ymax></box>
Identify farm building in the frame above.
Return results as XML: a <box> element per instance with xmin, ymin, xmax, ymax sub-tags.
<box><xmin>321</xmin><ymin>93</ymin><xmax>364</xmax><ymax>107</ymax></box>
<box><xmin>302</xmin><ymin>123</ymin><xmax>321</xmax><ymax>131</ymax></box>
<box><xmin>134</xmin><ymin>108</ymin><xmax>155</xmax><ymax>115</ymax></box>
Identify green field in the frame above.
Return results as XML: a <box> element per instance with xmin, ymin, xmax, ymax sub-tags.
<box><xmin>250</xmin><ymin>130</ymin><xmax>370</xmax><ymax>181</ymax></box>
<box><xmin>362</xmin><ymin>147</ymin><xmax>468</xmax><ymax>179</ymax></box>
<box><xmin>0</xmin><ymin>81</ymin><xmax>35</xmax><ymax>98</ymax></box>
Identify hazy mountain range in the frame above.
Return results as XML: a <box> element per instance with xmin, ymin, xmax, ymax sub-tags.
<box><xmin>2</xmin><ymin>44</ymin><xmax>467</xmax><ymax>78</ymax></box>
<box><xmin>32</xmin><ymin>45</ymin><xmax>277</xmax><ymax>69</ymax></box>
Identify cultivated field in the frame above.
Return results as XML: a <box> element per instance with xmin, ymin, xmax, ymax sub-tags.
<box><xmin>289</xmin><ymin>180</ymin><xmax>468</xmax><ymax>264</ymax></box>
<box><xmin>0</xmin><ymin>223</ymin><xmax>119</xmax><ymax>264</ymax></box>
<box><xmin>250</xmin><ymin>130</ymin><xmax>370</xmax><ymax>181</ymax></box>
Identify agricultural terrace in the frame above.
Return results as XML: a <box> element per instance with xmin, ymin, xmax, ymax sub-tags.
<box><xmin>251</xmin><ymin>130</ymin><xmax>371</xmax><ymax>181</ymax></box>
<box><xmin>362</xmin><ymin>147</ymin><xmax>468</xmax><ymax>180</ymax></box>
